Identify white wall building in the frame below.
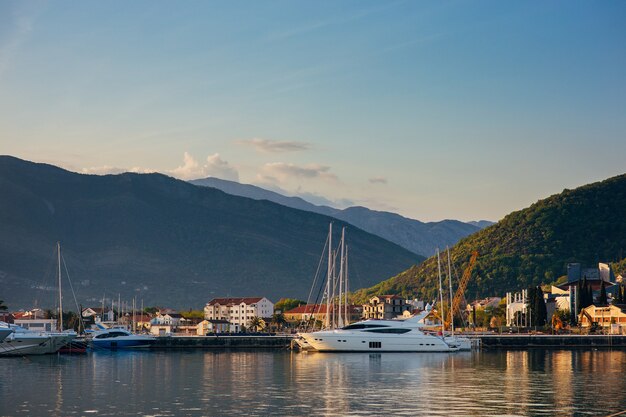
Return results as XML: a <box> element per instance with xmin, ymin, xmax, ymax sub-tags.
<box><xmin>204</xmin><ymin>297</ymin><xmax>274</xmax><ymax>328</ymax></box>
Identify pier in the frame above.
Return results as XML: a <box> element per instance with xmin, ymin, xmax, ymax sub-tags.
<box><xmin>477</xmin><ymin>334</ymin><xmax>626</xmax><ymax>349</ymax></box>
<box><xmin>151</xmin><ymin>335</ymin><xmax>294</xmax><ymax>349</ymax></box>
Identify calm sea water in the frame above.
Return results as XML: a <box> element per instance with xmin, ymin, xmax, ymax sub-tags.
<box><xmin>1</xmin><ymin>349</ymin><xmax>625</xmax><ymax>416</ymax></box>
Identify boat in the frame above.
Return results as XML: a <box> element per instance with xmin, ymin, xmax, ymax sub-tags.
<box><xmin>0</xmin><ymin>327</ymin><xmax>12</xmax><ymax>343</ymax></box>
<box><xmin>0</xmin><ymin>323</ymin><xmax>76</xmax><ymax>356</ymax></box>
<box><xmin>298</xmin><ymin>312</ymin><xmax>459</xmax><ymax>352</ymax></box>
<box><xmin>90</xmin><ymin>328</ymin><xmax>156</xmax><ymax>349</ymax></box>
<box><xmin>0</xmin><ymin>243</ymin><xmax>77</xmax><ymax>356</ymax></box>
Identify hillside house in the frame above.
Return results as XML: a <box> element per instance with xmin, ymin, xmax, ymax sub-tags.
<box><xmin>362</xmin><ymin>295</ymin><xmax>410</xmax><ymax>320</ymax></box>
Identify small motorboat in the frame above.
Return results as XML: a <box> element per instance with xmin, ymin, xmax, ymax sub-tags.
<box><xmin>90</xmin><ymin>328</ymin><xmax>156</xmax><ymax>350</ymax></box>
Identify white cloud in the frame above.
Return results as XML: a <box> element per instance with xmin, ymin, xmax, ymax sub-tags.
<box><xmin>237</xmin><ymin>138</ymin><xmax>311</xmax><ymax>153</ymax></box>
<box><xmin>369</xmin><ymin>176</ymin><xmax>388</xmax><ymax>184</ymax></box>
<box><xmin>203</xmin><ymin>153</ymin><xmax>239</xmax><ymax>181</ymax></box>
<box><xmin>81</xmin><ymin>165</ymin><xmax>154</xmax><ymax>175</ymax></box>
<box><xmin>79</xmin><ymin>152</ymin><xmax>239</xmax><ymax>181</ymax></box>
<box><xmin>169</xmin><ymin>152</ymin><xmax>239</xmax><ymax>181</ymax></box>
<box><xmin>260</xmin><ymin>162</ymin><xmax>337</xmax><ymax>182</ymax></box>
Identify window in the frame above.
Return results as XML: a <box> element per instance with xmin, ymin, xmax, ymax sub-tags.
<box><xmin>369</xmin><ymin>342</ymin><xmax>382</xmax><ymax>348</ymax></box>
<box><xmin>343</xmin><ymin>324</ymin><xmax>389</xmax><ymax>330</ymax></box>
<box><xmin>364</xmin><ymin>328</ymin><xmax>411</xmax><ymax>334</ymax></box>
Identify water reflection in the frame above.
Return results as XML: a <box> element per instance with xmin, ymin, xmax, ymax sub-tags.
<box><xmin>0</xmin><ymin>350</ymin><xmax>625</xmax><ymax>416</ymax></box>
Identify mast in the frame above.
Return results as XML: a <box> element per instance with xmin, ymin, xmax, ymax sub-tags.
<box><xmin>344</xmin><ymin>244</ymin><xmax>349</xmax><ymax>324</ymax></box>
<box><xmin>447</xmin><ymin>247</ymin><xmax>454</xmax><ymax>337</ymax></box>
<box><xmin>337</xmin><ymin>227</ymin><xmax>345</xmax><ymax>328</ymax></box>
<box><xmin>57</xmin><ymin>242</ymin><xmax>63</xmax><ymax>331</ymax></box>
<box><xmin>325</xmin><ymin>223</ymin><xmax>332</xmax><ymax>329</ymax></box>
<box><xmin>437</xmin><ymin>249</ymin><xmax>444</xmax><ymax>334</ymax></box>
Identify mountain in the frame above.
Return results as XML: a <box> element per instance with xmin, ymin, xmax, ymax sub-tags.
<box><xmin>467</xmin><ymin>220</ymin><xmax>495</xmax><ymax>229</ymax></box>
<box><xmin>0</xmin><ymin>156</ymin><xmax>423</xmax><ymax>308</ymax></box>
<box><xmin>354</xmin><ymin>173</ymin><xmax>626</xmax><ymax>302</ymax></box>
<box><xmin>190</xmin><ymin>177</ymin><xmax>485</xmax><ymax>257</ymax></box>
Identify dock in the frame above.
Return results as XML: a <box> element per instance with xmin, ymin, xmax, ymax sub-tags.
<box><xmin>151</xmin><ymin>335</ymin><xmax>294</xmax><ymax>349</ymax></box>
<box><xmin>476</xmin><ymin>334</ymin><xmax>626</xmax><ymax>349</ymax></box>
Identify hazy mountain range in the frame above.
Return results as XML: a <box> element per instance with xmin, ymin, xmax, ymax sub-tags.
<box><xmin>190</xmin><ymin>177</ymin><xmax>493</xmax><ymax>257</ymax></box>
<box><xmin>355</xmin><ymin>172</ymin><xmax>626</xmax><ymax>302</ymax></box>
<box><xmin>0</xmin><ymin>156</ymin><xmax>422</xmax><ymax>308</ymax></box>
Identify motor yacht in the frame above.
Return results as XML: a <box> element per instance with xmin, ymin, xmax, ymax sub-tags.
<box><xmin>0</xmin><ymin>327</ymin><xmax>13</xmax><ymax>343</ymax></box>
<box><xmin>0</xmin><ymin>323</ymin><xmax>76</xmax><ymax>356</ymax></box>
<box><xmin>298</xmin><ymin>313</ymin><xmax>459</xmax><ymax>352</ymax></box>
<box><xmin>90</xmin><ymin>328</ymin><xmax>156</xmax><ymax>349</ymax></box>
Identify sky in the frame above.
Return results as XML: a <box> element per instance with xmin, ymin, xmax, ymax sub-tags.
<box><xmin>1</xmin><ymin>1</ymin><xmax>625</xmax><ymax>222</ymax></box>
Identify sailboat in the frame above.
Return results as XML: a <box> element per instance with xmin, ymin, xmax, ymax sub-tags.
<box><xmin>0</xmin><ymin>242</ymin><xmax>76</xmax><ymax>356</ymax></box>
<box><xmin>440</xmin><ymin>247</ymin><xmax>472</xmax><ymax>351</ymax></box>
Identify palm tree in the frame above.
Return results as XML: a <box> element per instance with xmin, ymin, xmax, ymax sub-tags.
<box><xmin>0</xmin><ymin>300</ymin><xmax>7</xmax><ymax>311</ymax></box>
<box><xmin>248</xmin><ymin>316</ymin><xmax>265</xmax><ymax>332</ymax></box>
<box><xmin>271</xmin><ymin>312</ymin><xmax>286</xmax><ymax>331</ymax></box>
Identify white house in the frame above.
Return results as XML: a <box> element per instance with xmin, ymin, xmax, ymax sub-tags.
<box><xmin>82</xmin><ymin>307</ymin><xmax>115</xmax><ymax>323</ymax></box>
<box><xmin>153</xmin><ymin>312</ymin><xmax>186</xmax><ymax>326</ymax></box>
<box><xmin>14</xmin><ymin>318</ymin><xmax>58</xmax><ymax>332</ymax></box>
<box><xmin>204</xmin><ymin>297</ymin><xmax>274</xmax><ymax>328</ymax></box>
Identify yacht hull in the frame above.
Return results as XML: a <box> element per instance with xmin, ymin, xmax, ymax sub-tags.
<box><xmin>300</xmin><ymin>330</ymin><xmax>458</xmax><ymax>352</ymax></box>
<box><xmin>0</xmin><ymin>333</ymin><xmax>76</xmax><ymax>356</ymax></box>
<box><xmin>0</xmin><ymin>328</ymin><xmax>13</xmax><ymax>343</ymax></box>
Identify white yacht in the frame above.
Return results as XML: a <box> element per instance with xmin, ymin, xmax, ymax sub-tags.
<box><xmin>0</xmin><ymin>327</ymin><xmax>13</xmax><ymax>343</ymax></box>
<box><xmin>0</xmin><ymin>323</ymin><xmax>76</xmax><ymax>356</ymax></box>
<box><xmin>298</xmin><ymin>313</ymin><xmax>459</xmax><ymax>352</ymax></box>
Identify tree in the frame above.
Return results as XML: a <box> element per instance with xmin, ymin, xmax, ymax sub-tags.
<box><xmin>0</xmin><ymin>300</ymin><xmax>7</xmax><ymax>311</ymax></box>
<box><xmin>248</xmin><ymin>316</ymin><xmax>265</xmax><ymax>332</ymax></box>
<box><xmin>599</xmin><ymin>281</ymin><xmax>608</xmax><ymax>306</ymax></box>
<box><xmin>274</xmin><ymin>298</ymin><xmax>306</xmax><ymax>313</ymax></box>
<box><xmin>270</xmin><ymin>312</ymin><xmax>286</xmax><ymax>331</ymax></box>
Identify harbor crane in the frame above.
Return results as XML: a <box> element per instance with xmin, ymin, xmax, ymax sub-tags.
<box><xmin>445</xmin><ymin>251</ymin><xmax>478</xmax><ymax>330</ymax></box>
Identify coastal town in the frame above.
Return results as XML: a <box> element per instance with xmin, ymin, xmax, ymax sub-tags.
<box><xmin>2</xmin><ymin>260</ymin><xmax>625</xmax><ymax>354</ymax></box>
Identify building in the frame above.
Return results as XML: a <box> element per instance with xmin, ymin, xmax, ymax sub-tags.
<box><xmin>82</xmin><ymin>307</ymin><xmax>115</xmax><ymax>323</ymax></box>
<box><xmin>204</xmin><ymin>297</ymin><xmax>274</xmax><ymax>328</ymax></box>
<box><xmin>197</xmin><ymin>319</ymin><xmax>235</xmax><ymax>334</ymax></box>
<box><xmin>362</xmin><ymin>295</ymin><xmax>410</xmax><ymax>320</ymax></box>
<box><xmin>466</xmin><ymin>297</ymin><xmax>501</xmax><ymax>312</ymax></box>
<box><xmin>579</xmin><ymin>304</ymin><xmax>626</xmax><ymax>334</ymax></box>
<box><xmin>284</xmin><ymin>304</ymin><xmax>362</xmax><ymax>325</ymax></box>
<box><xmin>559</xmin><ymin>262</ymin><xmax>616</xmax><ymax>313</ymax></box>
<box><xmin>14</xmin><ymin>318</ymin><xmax>58</xmax><ymax>332</ymax></box>
<box><xmin>153</xmin><ymin>312</ymin><xmax>186</xmax><ymax>326</ymax></box>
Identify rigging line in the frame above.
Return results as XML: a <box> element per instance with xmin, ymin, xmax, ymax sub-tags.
<box><xmin>304</xmin><ymin>232</ymin><xmax>329</xmax><ymax>308</ymax></box>
<box><xmin>305</xmin><ymin>272</ymin><xmax>328</xmax><ymax>333</ymax></box>
<box><xmin>302</xmin><ymin>233</ymin><xmax>329</xmax><ymax>330</ymax></box>
<box><xmin>61</xmin><ymin>253</ymin><xmax>86</xmax><ymax>332</ymax></box>
<box><xmin>33</xmin><ymin>246</ymin><xmax>58</xmax><ymax>310</ymax></box>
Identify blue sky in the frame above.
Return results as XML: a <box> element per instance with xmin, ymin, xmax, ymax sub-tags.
<box><xmin>1</xmin><ymin>1</ymin><xmax>625</xmax><ymax>221</ymax></box>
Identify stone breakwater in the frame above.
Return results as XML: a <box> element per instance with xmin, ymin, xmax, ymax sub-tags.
<box><xmin>151</xmin><ymin>335</ymin><xmax>294</xmax><ymax>349</ymax></box>
<box><xmin>478</xmin><ymin>334</ymin><xmax>626</xmax><ymax>349</ymax></box>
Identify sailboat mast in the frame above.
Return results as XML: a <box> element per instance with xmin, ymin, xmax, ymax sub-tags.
<box><xmin>437</xmin><ymin>249</ymin><xmax>444</xmax><ymax>334</ymax></box>
<box><xmin>337</xmin><ymin>227</ymin><xmax>345</xmax><ymax>328</ymax></box>
<box><xmin>447</xmin><ymin>247</ymin><xmax>454</xmax><ymax>337</ymax></box>
<box><xmin>344</xmin><ymin>244</ymin><xmax>349</xmax><ymax>324</ymax></box>
<box><xmin>57</xmin><ymin>242</ymin><xmax>63</xmax><ymax>331</ymax></box>
<box><xmin>325</xmin><ymin>223</ymin><xmax>332</xmax><ymax>329</ymax></box>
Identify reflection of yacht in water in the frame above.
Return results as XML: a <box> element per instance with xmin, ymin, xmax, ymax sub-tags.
<box><xmin>299</xmin><ymin>311</ymin><xmax>460</xmax><ymax>352</ymax></box>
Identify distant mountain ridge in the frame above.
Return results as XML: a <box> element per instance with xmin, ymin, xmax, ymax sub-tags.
<box><xmin>0</xmin><ymin>156</ymin><xmax>422</xmax><ymax>308</ymax></box>
<box><xmin>354</xmin><ymin>173</ymin><xmax>626</xmax><ymax>302</ymax></box>
<box><xmin>190</xmin><ymin>177</ymin><xmax>491</xmax><ymax>257</ymax></box>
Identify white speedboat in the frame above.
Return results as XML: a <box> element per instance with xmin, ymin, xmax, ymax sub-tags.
<box><xmin>0</xmin><ymin>323</ymin><xmax>76</xmax><ymax>356</ymax></box>
<box><xmin>299</xmin><ymin>314</ymin><xmax>459</xmax><ymax>352</ymax></box>
<box><xmin>90</xmin><ymin>328</ymin><xmax>156</xmax><ymax>349</ymax></box>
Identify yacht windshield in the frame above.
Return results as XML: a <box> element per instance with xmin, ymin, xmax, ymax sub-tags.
<box><xmin>342</xmin><ymin>323</ymin><xmax>390</xmax><ymax>330</ymax></box>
